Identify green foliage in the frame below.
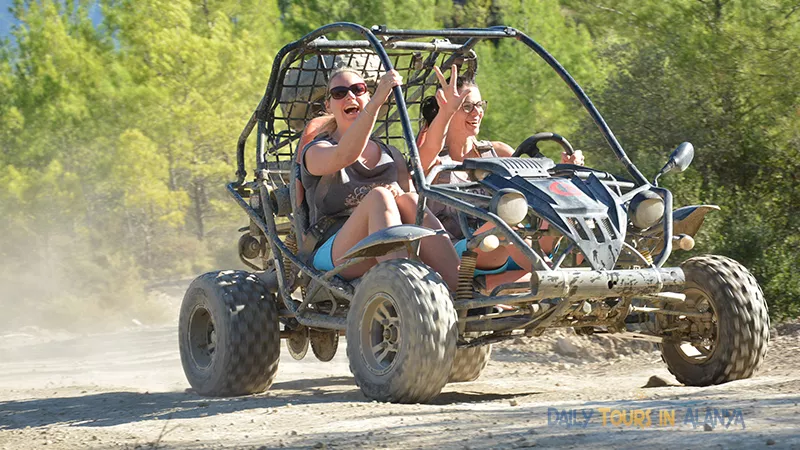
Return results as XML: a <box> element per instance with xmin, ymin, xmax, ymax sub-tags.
<box><xmin>0</xmin><ymin>0</ymin><xmax>283</xmax><ymax>328</ymax></box>
<box><xmin>564</xmin><ymin>0</ymin><xmax>800</xmax><ymax>318</ymax></box>
<box><xmin>280</xmin><ymin>0</ymin><xmax>440</xmax><ymax>36</ymax></box>
<box><xmin>476</xmin><ymin>0</ymin><xmax>607</xmax><ymax>152</ymax></box>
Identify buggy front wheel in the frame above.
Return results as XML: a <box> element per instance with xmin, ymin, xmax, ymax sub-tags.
<box><xmin>659</xmin><ymin>255</ymin><xmax>769</xmax><ymax>386</ymax></box>
<box><xmin>346</xmin><ymin>259</ymin><xmax>458</xmax><ymax>403</ymax></box>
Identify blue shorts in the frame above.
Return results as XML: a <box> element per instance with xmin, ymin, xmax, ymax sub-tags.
<box><xmin>454</xmin><ymin>239</ymin><xmax>523</xmax><ymax>275</ymax></box>
<box><xmin>313</xmin><ymin>232</ymin><xmax>338</xmax><ymax>272</ymax></box>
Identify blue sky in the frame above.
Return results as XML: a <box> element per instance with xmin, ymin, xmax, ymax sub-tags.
<box><xmin>0</xmin><ymin>0</ymin><xmax>15</xmax><ymax>40</ymax></box>
<box><xmin>0</xmin><ymin>0</ymin><xmax>103</xmax><ymax>43</ymax></box>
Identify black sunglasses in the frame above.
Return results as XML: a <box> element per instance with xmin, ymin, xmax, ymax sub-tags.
<box><xmin>328</xmin><ymin>82</ymin><xmax>368</xmax><ymax>100</ymax></box>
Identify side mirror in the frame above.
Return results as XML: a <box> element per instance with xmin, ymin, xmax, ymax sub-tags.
<box><xmin>654</xmin><ymin>142</ymin><xmax>694</xmax><ymax>186</ymax></box>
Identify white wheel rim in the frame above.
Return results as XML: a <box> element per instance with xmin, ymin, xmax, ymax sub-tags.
<box><xmin>675</xmin><ymin>287</ymin><xmax>719</xmax><ymax>365</ymax></box>
<box><xmin>360</xmin><ymin>293</ymin><xmax>402</xmax><ymax>376</ymax></box>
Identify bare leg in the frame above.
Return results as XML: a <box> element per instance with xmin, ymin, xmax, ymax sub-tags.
<box><xmin>395</xmin><ymin>193</ymin><xmax>459</xmax><ymax>291</ymax></box>
<box><xmin>470</xmin><ymin>222</ymin><xmax>545</xmax><ymax>272</ymax></box>
<box><xmin>470</xmin><ymin>222</ymin><xmax>514</xmax><ymax>270</ymax></box>
<box><xmin>505</xmin><ymin>242</ymin><xmax>534</xmax><ymax>272</ymax></box>
<box><xmin>330</xmin><ymin>187</ymin><xmax>404</xmax><ymax>279</ymax></box>
<box><xmin>476</xmin><ymin>223</ymin><xmax>558</xmax><ymax>272</ymax></box>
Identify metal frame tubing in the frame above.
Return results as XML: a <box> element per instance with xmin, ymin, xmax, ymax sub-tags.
<box><xmin>227</xmin><ymin>183</ymin><xmax>349</xmax><ymax>330</ymax></box>
<box><xmin>452</xmin><ymin>267</ymin><xmax>685</xmax><ymax>311</ymax></box>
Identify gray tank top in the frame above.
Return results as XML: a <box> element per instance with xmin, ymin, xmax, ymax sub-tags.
<box><xmin>429</xmin><ymin>140</ymin><xmax>497</xmax><ymax>240</ymax></box>
<box><xmin>300</xmin><ymin>134</ymin><xmax>401</xmax><ymax>234</ymax></box>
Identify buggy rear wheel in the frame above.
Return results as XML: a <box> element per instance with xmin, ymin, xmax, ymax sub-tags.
<box><xmin>179</xmin><ymin>271</ymin><xmax>280</xmax><ymax>396</ymax></box>
<box><xmin>659</xmin><ymin>256</ymin><xmax>769</xmax><ymax>386</ymax></box>
<box><xmin>449</xmin><ymin>344</ymin><xmax>492</xmax><ymax>383</ymax></box>
<box><xmin>346</xmin><ymin>259</ymin><xmax>457</xmax><ymax>403</ymax></box>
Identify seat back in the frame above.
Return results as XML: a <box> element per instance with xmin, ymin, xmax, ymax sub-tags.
<box><xmin>290</xmin><ymin>157</ymin><xmax>311</xmax><ymax>257</ymax></box>
<box><xmin>290</xmin><ymin>121</ymin><xmax>326</xmax><ymax>256</ymax></box>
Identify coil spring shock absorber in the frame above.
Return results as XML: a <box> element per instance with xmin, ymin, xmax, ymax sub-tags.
<box><xmin>284</xmin><ymin>230</ymin><xmax>298</xmax><ymax>288</ymax></box>
<box><xmin>458</xmin><ymin>251</ymin><xmax>477</xmax><ymax>300</ymax></box>
<box><xmin>640</xmin><ymin>248</ymin><xmax>654</xmax><ymax>266</ymax></box>
<box><xmin>457</xmin><ymin>250</ymin><xmax>478</xmax><ymax>333</ymax></box>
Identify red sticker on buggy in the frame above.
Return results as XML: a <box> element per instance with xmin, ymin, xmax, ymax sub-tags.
<box><xmin>548</xmin><ymin>181</ymin><xmax>583</xmax><ymax>197</ymax></box>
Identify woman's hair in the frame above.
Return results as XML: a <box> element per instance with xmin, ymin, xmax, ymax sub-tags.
<box><xmin>314</xmin><ymin>67</ymin><xmax>367</xmax><ymax>137</ymax></box>
<box><xmin>420</xmin><ymin>75</ymin><xmax>477</xmax><ymax>128</ymax></box>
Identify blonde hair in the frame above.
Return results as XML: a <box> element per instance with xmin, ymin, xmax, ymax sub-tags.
<box><xmin>315</xmin><ymin>67</ymin><xmax>368</xmax><ymax>137</ymax></box>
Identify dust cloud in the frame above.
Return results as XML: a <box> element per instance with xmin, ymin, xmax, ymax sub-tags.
<box><xmin>0</xmin><ymin>250</ymin><xmax>190</xmax><ymax>335</ymax></box>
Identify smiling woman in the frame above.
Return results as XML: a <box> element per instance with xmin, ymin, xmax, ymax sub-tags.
<box><xmin>298</xmin><ymin>67</ymin><xmax>460</xmax><ymax>289</ymax></box>
<box><xmin>418</xmin><ymin>65</ymin><xmax>585</xmax><ymax>275</ymax></box>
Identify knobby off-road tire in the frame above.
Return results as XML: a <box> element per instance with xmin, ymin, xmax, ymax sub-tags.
<box><xmin>346</xmin><ymin>259</ymin><xmax>458</xmax><ymax>403</ymax></box>
<box><xmin>660</xmin><ymin>255</ymin><xmax>769</xmax><ymax>386</ymax></box>
<box><xmin>179</xmin><ymin>270</ymin><xmax>280</xmax><ymax>396</ymax></box>
<box><xmin>449</xmin><ymin>344</ymin><xmax>492</xmax><ymax>383</ymax></box>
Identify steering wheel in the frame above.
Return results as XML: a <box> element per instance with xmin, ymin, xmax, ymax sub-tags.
<box><xmin>513</xmin><ymin>132</ymin><xmax>574</xmax><ymax>158</ymax></box>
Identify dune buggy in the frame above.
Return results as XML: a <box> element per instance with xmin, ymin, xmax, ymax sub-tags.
<box><xmin>178</xmin><ymin>23</ymin><xmax>770</xmax><ymax>403</ymax></box>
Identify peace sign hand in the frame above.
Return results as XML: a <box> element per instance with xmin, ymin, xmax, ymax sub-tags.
<box><xmin>433</xmin><ymin>65</ymin><xmax>468</xmax><ymax>115</ymax></box>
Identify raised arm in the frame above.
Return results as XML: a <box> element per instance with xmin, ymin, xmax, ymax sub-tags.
<box><xmin>304</xmin><ymin>70</ymin><xmax>402</xmax><ymax>176</ymax></box>
<box><xmin>492</xmin><ymin>141</ymin><xmax>515</xmax><ymax>157</ymax></box>
<box><xmin>418</xmin><ymin>65</ymin><xmax>467</xmax><ymax>173</ymax></box>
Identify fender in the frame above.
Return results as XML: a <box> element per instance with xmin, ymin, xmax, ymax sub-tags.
<box><xmin>340</xmin><ymin>224</ymin><xmax>444</xmax><ymax>260</ymax></box>
<box><xmin>671</xmin><ymin>204</ymin><xmax>720</xmax><ymax>237</ymax></box>
<box><xmin>644</xmin><ymin>205</ymin><xmax>719</xmax><ymax>255</ymax></box>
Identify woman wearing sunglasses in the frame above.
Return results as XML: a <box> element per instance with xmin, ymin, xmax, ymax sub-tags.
<box><xmin>299</xmin><ymin>68</ymin><xmax>460</xmax><ymax>289</ymax></box>
<box><xmin>418</xmin><ymin>65</ymin><xmax>584</xmax><ymax>276</ymax></box>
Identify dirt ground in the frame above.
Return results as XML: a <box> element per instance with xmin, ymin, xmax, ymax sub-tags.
<box><xmin>1</xmin><ymin>285</ymin><xmax>799</xmax><ymax>450</ymax></box>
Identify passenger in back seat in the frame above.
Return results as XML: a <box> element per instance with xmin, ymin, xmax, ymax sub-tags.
<box><xmin>299</xmin><ymin>67</ymin><xmax>460</xmax><ymax>290</ymax></box>
<box><xmin>418</xmin><ymin>65</ymin><xmax>584</xmax><ymax>274</ymax></box>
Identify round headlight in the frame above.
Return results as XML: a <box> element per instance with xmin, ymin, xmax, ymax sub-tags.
<box><xmin>629</xmin><ymin>190</ymin><xmax>665</xmax><ymax>230</ymax></box>
<box><xmin>490</xmin><ymin>189</ymin><xmax>528</xmax><ymax>226</ymax></box>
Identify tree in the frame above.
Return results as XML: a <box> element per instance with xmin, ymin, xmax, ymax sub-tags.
<box><xmin>0</xmin><ymin>0</ymin><xmax>287</xmax><ymax>329</ymax></box>
<box><xmin>459</xmin><ymin>0</ymin><xmax>608</xmax><ymax>154</ymax></box>
<box><xmin>280</xmin><ymin>0</ymin><xmax>441</xmax><ymax>37</ymax></box>
<box><xmin>102</xmin><ymin>0</ymin><xmax>282</xmax><ymax>258</ymax></box>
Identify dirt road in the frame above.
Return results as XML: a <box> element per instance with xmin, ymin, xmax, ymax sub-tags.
<box><xmin>1</xmin><ymin>295</ymin><xmax>799</xmax><ymax>449</ymax></box>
